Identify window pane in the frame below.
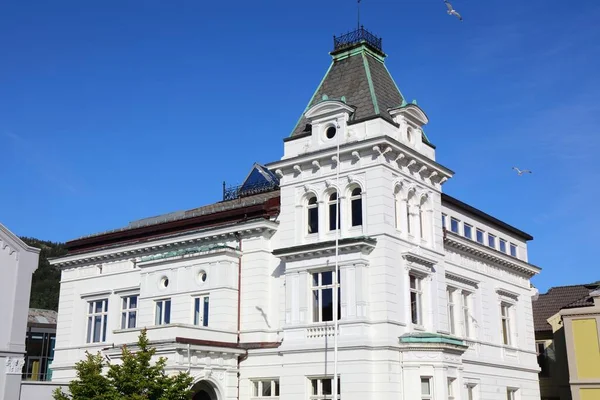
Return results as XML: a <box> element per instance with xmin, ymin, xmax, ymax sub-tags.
<box><xmin>311</xmin><ymin>380</ymin><xmax>318</xmax><ymax>396</ymax></box>
<box><xmin>122</xmin><ymin>298</ymin><xmax>127</xmax><ymax>309</ymax></box>
<box><xmin>88</xmin><ymin>302</ymin><xmax>93</xmax><ymax>314</ymax></box>
<box><xmin>130</xmin><ymin>296</ymin><xmax>137</xmax><ymax>309</ymax></box>
<box><xmin>322</xmin><ymin>378</ymin><xmax>332</xmax><ymax>395</ymax></box>
<box><xmin>164</xmin><ymin>300</ymin><xmax>171</xmax><ymax>324</ymax></box>
<box><xmin>313</xmin><ymin>290</ymin><xmax>320</xmax><ymax>322</ymax></box>
<box><xmin>464</xmin><ymin>224</ymin><xmax>472</xmax><ymax>239</ymax></box>
<box><xmin>95</xmin><ymin>301</ymin><xmax>103</xmax><ymax>313</ymax></box>
<box><xmin>488</xmin><ymin>234</ymin><xmax>496</xmax><ymax>248</ymax></box>
<box><xmin>262</xmin><ymin>381</ymin><xmax>272</xmax><ymax>396</ymax></box>
<box><xmin>322</xmin><ymin>271</ymin><xmax>333</xmax><ymax>286</ymax></box>
<box><xmin>351</xmin><ymin>198</ymin><xmax>362</xmax><ymax>226</ymax></box>
<box><xmin>93</xmin><ymin>316</ymin><xmax>102</xmax><ymax>342</ymax></box>
<box><xmin>121</xmin><ymin>312</ymin><xmax>126</xmax><ymax>329</ymax></box>
<box><xmin>308</xmin><ymin>207</ymin><xmax>319</xmax><ymax>233</ymax></box>
<box><xmin>510</xmin><ymin>244</ymin><xmax>517</xmax><ymax>257</ymax></box>
<box><xmin>156</xmin><ymin>302</ymin><xmax>163</xmax><ymax>325</ymax></box>
<box><xmin>129</xmin><ymin>312</ymin><xmax>137</xmax><ymax>329</ymax></box>
<box><xmin>450</xmin><ymin>218</ymin><xmax>459</xmax><ymax>233</ymax></box>
<box><xmin>420</xmin><ymin>378</ymin><xmax>431</xmax><ymax>395</ymax></box>
<box><xmin>442</xmin><ymin>214</ymin><xmax>446</xmax><ymax>228</ymax></box>
<box><xmin>352</xmin><ymin>188</ymin><xmax>361</xmax><ymax>196</ymax></box>
<box><xmin>86</xmin><ymin>317</ymin><xmax>92</xmax><ymax>343</ymax></box>
<box><xmin>313</xmin><ymin>273</ymin><xmax>319</xmax><ymax>287</ymax></box>
<box><xmin>253</xmin><ymin>382</ymin><xmax>259</xmax><ymax>397</ymax></box>
<box><xmin>502</xmin><ymin>319</ymin><xmax>509</xmax><ymax>344</ymax></box>
<box><xmin>102</xmin><ymin>315</ymin><xmax>108</xmax><ymax>341</ymax></box>
<box><xmin>476</xmin><ymin>230</ymin><xmax>484</xmax><ymax>243</ymax></box>
<box><xmin>274</xmin><ymin>380</ymin><xmax>280</xmax><ymax>396</ymax></box>
<box><xmin>203</xmin><ymin>297</ymin><xmax>210</xmax><ymax>327</ymax></box>
<box><xmin>411</xmin><ymin>292</ymin><xmax>419</xmax><ymax>324</ymax></box>
<box><xmin>329</xmin><ymin>204</ymin><xmax>339</xmax><ymax>230</ymax></box>
<box><xmin>322</xmin><ymin>288</ymin><xmax>333</xmax><ymax>321</ymax></box>
<box><xmin>194</xmin><ymin>298</ymin><xmax>200</xmax><ymax>325</ymax></box>
<box><xmin>410</xmin><ymin>275</ymin><xmax>416</xmax><ymax>289</ymax></box>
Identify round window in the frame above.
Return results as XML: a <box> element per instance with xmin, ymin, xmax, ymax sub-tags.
<box><xmin>160</xmin><ymin>276</ymin><xmax>169</xmax><ymax>289</ymax></box>
<box><xmin>325</xmin><ymin>126</ymin><xmax>337</xmax><ymax>139</ymax></box>
<box><xmin>199</xmin><ymin>271</ymin><xmax>207</xmax><ymax>283</ymax></box>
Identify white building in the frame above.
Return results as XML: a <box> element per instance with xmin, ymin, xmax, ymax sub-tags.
<box><xmin>50</xmin><ymin>29</ymin><xmax>542</xmax><ymax>400</ymax></box>
<box><xmin>0</xmin><ymin>223</ymin><xmax>40</xmax><ymax>400</ymax></box>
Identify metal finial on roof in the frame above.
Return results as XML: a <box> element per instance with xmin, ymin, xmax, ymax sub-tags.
<box><xmin>341</xmin><ymin>96</ymin><xmax>346</xmax><ymax>103</ymax></box>
<box><xmin>322</xmin><ymin>94</ymin><xmax>329</xmax><ymax>101</ymax></box>
<box><xmin>412</xmin><ymin>99</ymin><xmax>418</xmax><ymax>105</ymax></box>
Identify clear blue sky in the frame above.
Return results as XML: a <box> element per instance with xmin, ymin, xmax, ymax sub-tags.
<box><xmin>2</xmin><ymin>0</ymin><xmax>599</xmax><ymax>292</ymax></box>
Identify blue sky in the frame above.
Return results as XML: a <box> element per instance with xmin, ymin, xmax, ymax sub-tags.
<box><xmin>1</xmin><ymin>0</ymin><xmax>599</xmax><ymax>292</ymax></box>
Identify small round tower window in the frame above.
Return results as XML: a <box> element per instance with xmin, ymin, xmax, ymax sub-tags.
<box><xmin>160</xmin><ymin>276</ymin><xmax>169</xmax><ymax>289</ymax></box>
<box><xmin>200</xmin><ymin>271</ymin><xmax>207</xmax><ymax>282</ymax></box>
<box><xmin>326</xmin><ymin>126</ymin><xmax>337</xmax><ymax>139</ymax></box>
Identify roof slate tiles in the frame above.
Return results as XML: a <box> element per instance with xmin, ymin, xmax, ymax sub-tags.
<box><xmin>532</xmin><ymin>283</ymin><xmax>599</xmax><ymax>332</ymax></box>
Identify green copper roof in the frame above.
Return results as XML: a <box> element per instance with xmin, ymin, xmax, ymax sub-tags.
<box><xmin>140</xmin><ymin>244</ymin><xmax>235</xmax><ymax>262</ymax></box>
<box><xmin>399</xmin><ymin>332</ymin><xmax>467</xmax><ymax>347</ymax></box>
<box><xmin>290</xmin><ymin>43</ymin><xmax>404</xmax><ymax>137</ymax></box>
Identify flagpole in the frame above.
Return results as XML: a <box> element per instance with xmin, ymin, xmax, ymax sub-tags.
<box><xmin>333</xmin><ymin>123</ymin><xmax>340</xmax><ymax>400</ymax></box>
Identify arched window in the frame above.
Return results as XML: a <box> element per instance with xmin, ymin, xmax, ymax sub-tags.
<box><xmin>419</xmin><ymin>205</ymin><xmax>425</xmax><ymax>239</ymax></box>
<box><xmin>328</xmin><ymin>192</ymin><xmax>340</xmax><ymax>231</ymax></box>
<box><xmin>406</xmin><ymin>189</ymin><xmax>415</xmax><ymax>235</ymax></box>
<box><xmin>307</xmin><ymin>195</ymin><xmax>318</xmax><ymax>234</ymax></box>
<box><xmin>419</xmin><ymin>195</ymin><xmax>429</xmax><ymax>241</ymax></box>
<box><xmin>350</xmin><ymin>187</ymin><xmax>362</xmax><ymax>227</ymax></box>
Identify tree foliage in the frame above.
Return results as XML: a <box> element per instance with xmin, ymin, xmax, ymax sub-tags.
<box><xmin>54</xmin><ymin>330</ymin><xmax>194</xmax><ymax>400</ymax></box>
<box><xmin>21</xmin><ymin>237</ymin><xmax>67</xmax><ymax>311</ymax></box>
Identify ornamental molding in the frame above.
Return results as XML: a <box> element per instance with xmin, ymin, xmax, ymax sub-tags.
<box><xmin>51</xmin><ymin>221</ymin><xmax>277</xmax><ymax>269</ymax></box>
<box><xmin>496</xmin><ymin>288</ymin><xmax>520</xmax><ymax>301</ymax></box>
<box><xmin>273</xmin><ymin>237</ymin><xmax>376</xmax><ymax>261</ymax></box>
<box><xmin>5</xmin><ymin>357</ymin><xmax>25</xmax><ymax>374</ymax></box>
<box><xmin>402</xmin><ymin>247</ymin><xmax>437</xmax><ymax>270</ymax></box>
<box><xmin>445</xmin><ymin>272</ymin><xmax>479</xmax><ymax>288</ymax></box>
<box><xmin>444</xmin><ymin>232</ymin><xmax>540</xmax><ymax>278</ymax></box>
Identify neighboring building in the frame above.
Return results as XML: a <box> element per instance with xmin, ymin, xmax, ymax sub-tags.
<box><xmin>49</xmin><ymin>28</ymin><xmax>542</xmax><ymax>400</ymax></box>
<box><xmin>23</xmin><ymin>309</ymin><xmax>58</xmax><ymax>382</ymax></box>
<box><xmin>0</xmin><ymin>223</ymin><xmax>40</xmax><ymax>400</ymax></box>
<box><xmin>533</xmin><ymin>284</ymin><xmax>600</xmax><ymax>400</ymax></box>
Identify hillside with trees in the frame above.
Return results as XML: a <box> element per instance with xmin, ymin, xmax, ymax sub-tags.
<box><xmin>21</xmin><ymin>237</ymin><xmax>67</xmax><ymax>311</ymax></box>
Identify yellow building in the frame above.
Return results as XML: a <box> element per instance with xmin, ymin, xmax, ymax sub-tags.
<box><xmin>560</xmin><ymin>289</ymin><xmax>600</xmax><ymax>400</ymax></box>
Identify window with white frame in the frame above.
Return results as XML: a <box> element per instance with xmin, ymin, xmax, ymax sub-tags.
<box><xmin>488</xmin><ymin>234</ymin><xmax>496</xmax><ymax>248</ymax></box>
<box><xmin>510</xmin><ymin>243</ymin><xmax>518</xmax><ymax>257</ymax></box>
<box><xmin>450</xmin><ymin>217</ymin><xmax>460</xmax><ymax>233</ymax></box>
<box><xmin>466</xmin><ymin>384</ymin><xmax>477</xmax><ymax>400</ymax></box>
<box><xmin>419</xmin><ymin>205</ymin><xmax>425</xmax><ymax>239</ymax></box>
<box><xmin>501</xmin><ymin>303</ymin><xmax>512</xmax><ymax>345</ymax></box>
<box><xmin>86</xmin><ymin>299</ymin><xmax>108</xmax><ymax>343</ymax></box>
<box><xmin>447</xmin><ymin>288</ymin><xmax>456</xmax><ymax>334</ymax></box>
<box><xmin>252</xmin><ymin>379</ymin><xmax>279</xmax><ymax>398</ymax></box>
<box><xmin>410</xmin><ymin>274</ymin><xmax>423</xmax><ymax>325</ymax></box>
<box><xmin>307</xmin><ymin>195</ymin><xmax>319</xmax><ymax>234</ymax></box>
<box><xmin>310</xmin><ymin>377</ymin><xmax>340</xmax><ymax>400</ymax></box>
<box><xmin>193</xmin><ymin>295</ymin><xmax>209</xmax><ymax>327</ymax></box>
<box><xmin>120</xmin><ymin>295</ymin><xmax>138</xmax><ymax>329</ymax></box>
<box><xmin>406</xmin><ymin>202</ymin><xmax>412</xmax><ymax>234</ymax></box>
<box><xmin>462</xmin><ymin>292</ymin><xmax>471</xmax><ymax>337</ymax></box>
<box><xmin>464</xmin><ymin>223</ymin><xmax>473</xmax><ymax>239</ymax></box>
<box><xmin>420</xmin><ymin>377</ymin><xmax>432</xmax><ymax>400</ymax></box>
<box><xmin>499</xmin><ymin>239</ymin><xmax>507</xmax><ymax>253</ymax></box>
<box><xmin>328</xmin><ymin>192</ymin><xmax>340</xmax><ymax>231</ymax></box>
<box><xmin>155</xmin><ymin>298</ymin><xmax>171</xmax><ymax>325</ymax></box>
<box><xmin>448</xmin><ymin>378</ymin><xmax>456</xmax><ymax>400</ymax></box>
<box><xmin>442</xmin><ymin>213</ymin><xmax>447</xmax><ymax>229</ymax></box>
<box><xmin>476</xmin><ymin>229</ymin><xmax>484</xmax><ymax>244</ymax></box>
<box><xmin>312</xmin><ymin>271</ymin><xmax>340</xmax><ymax>323</ymax></box>
<box><xmin>350</xmin><ymin>187</ymin><xmax>362</xmax><ymax>227</ymax></box>
<box><xmin>507</xmin><ymin>388</ymin><xmax>518</xmax><ymax>400</ymax></box>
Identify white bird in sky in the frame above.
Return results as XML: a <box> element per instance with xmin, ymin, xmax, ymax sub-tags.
<box><xmin>512</xmin><ymin>167</ymin><xmax>532</xmax><ymax>176</ymax></box>
<box><xmin>444</xmin><ymin>0</ymin><xmax>463</xmax><ymax>21</ymax></box>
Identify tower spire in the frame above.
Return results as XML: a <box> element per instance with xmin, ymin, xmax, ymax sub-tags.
<box><xmin>357</xmin><ymin>0</ymin><xmax>361</xmax><ymax>30</ymax></box>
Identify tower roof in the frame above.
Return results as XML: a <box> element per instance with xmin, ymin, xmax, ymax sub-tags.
<box><xmin>290</xmin><ymin>27</ymin><xmax>406</xmax><ymax>138</ymax></box>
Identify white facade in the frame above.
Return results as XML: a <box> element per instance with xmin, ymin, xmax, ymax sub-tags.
<box><xmin>0</xmin><ymin>223</ymin><xmax>40</xmax><ymax>400</ymax></box>
<box><xmin>50</xmin><ymin>40</ymin><xmax>542</xmax><ymax>400</ymax></box>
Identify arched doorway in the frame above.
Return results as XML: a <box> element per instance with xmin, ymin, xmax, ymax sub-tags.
<box><xmin>191</xmin><ymin>380</ymin><xmax>218</xmax><ymax>400</ymax></box>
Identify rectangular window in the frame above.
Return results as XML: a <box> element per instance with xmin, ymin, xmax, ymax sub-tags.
<box><xmin>120</xmin><ymin>295</ymin><xmax>138</xmax><ymax>330</ymax></box>
<box><xmin>328</xmin><ymin>193</ymin><xmax>340</xmax><ymax>231</ymax></box>
<box><xmin>86</xmin><ymin>299</ymin><xmax>108</xmax><ymax>343</ymax></box>
<box><xmin>312</xmin><ymin>271</ymin><xmax>341</xmax><ymax>323</ymax></box>
<box><xmin>462</xmin><ymin>292</ymin><xmax>471</xmax><ymax>337</ymax></box>
<box><xmin>501</xmin><ymin>304</ymin><xmax>512</xmax><ymax>345</ymax></box>
<box><xmin>448</xmin><ymin>378</ymin><xmax>455</xmax><ymax>400</ymax></box>
<box><xmin>442</xmin><ymin>214</ymin><xmax>447</xmax><ymax>229</ymax></box>
<box><xmin>155</xmin><ymin>299</ymin><xmax>171</xmax><ymax>325</ymax></box>
<box><xmin>510</xmin><ymin>243</ymin><xmax>518</xmax><ymax>257</ymax></box>
<box><xmin>410</xmin><ymin>274</ymin><xmax>423</xmax><ymax>325</ymax></box>
<box><xmin>476</xmin><ymin>229</ymin><xmax>484</xmax><ymax>244</ymax></box>
<box><xmin>252</xmin><ymin>379</ymin><xmax>279</xmax><ymax>398</ymax></box>
<box><xmin>450</xmin><ymin>217</ymin><xmax>460</xmax><ymax>233</ymax></box>
<box><xmin>447</xmin><ymin>288</ymin><xmax>456</xmax><ymax>334</ymax></box>
<box><xmin>420</xmin><ymin>377</ymin><xmax>432</xmax><ymax>400</ymax></box>
<box><xmin>507</xmin><ymin>388</ymin><xmax>518</xmax><ymax>400</ymax></box>
<box><xmin>498</xmin><ymin>239</ymin><xmax>506</xmax><ymax>253</ymax></box>
<box><xmin>310</xmin><ymin>377</ymin><xmax>340</xmax><ymax>400</ymax></box>
<box><xmin>467</xmin><ymin>384</ymin><xmax>476</xmax><ymax>400</ymax></box>
<box><xmin>488</xmin><ymin>234</ymin><xmax>496</xmax><ymax>248</ymax></box>
<box><xmin>537</xmin><ymin>342</ymin><xmax>550</xmax><ymax>377</ymax></box>
<box><xmin>194</xmin><ymin>295</ymin><xmax>210</xmax><ymax>327</ymax></box>
<box><xmin>463</xmin><ymin>223</ymin><xmax>472</xmax><ymax>239</ymax></box>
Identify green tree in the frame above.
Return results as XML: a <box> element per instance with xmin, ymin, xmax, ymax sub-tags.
<box><xmin>54</xmin><ymin>330</ymin><xmax>194</xmax><ymax>400</ymax></box>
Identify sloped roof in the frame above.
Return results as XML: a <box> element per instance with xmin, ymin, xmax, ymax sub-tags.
<box><xmin>532</xmin><ymin>283</ymin><xmax>600</xmax><ymax>332</ymax></box>
<box><xmin>28</xmin><ymin>308</ymin><xmax>58</xmax><ymax>326</ymax></box>
<box><xmin>290</xmin><ymin>43</ymin><xmax>404</xmax><ymax>137</ymax></box>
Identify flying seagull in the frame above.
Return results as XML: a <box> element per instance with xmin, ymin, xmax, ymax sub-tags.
<box><xmin>512</xmin><ymin>167</ymin><xmax>532</xmax><ymax>176</ymax></box>
<box><xmin>444</xmin><ymin>0</ymin><xmax>463</xmax><ymax>21</ymax></box>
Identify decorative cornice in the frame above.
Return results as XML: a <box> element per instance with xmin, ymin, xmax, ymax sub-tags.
<box><xmin>446</xmin><ymin>272</ymin><xmax>480</xmax><ymax>288</ymax></box>
<box><xmin>273</xmin><ymin>236</ymin><xmax>377</xmax><ymax>261</ymax></box>
<box><xmin>51</xmin><ymin>221</ymin><xmax>277</xmax><ymax>269</ymax></box>
<box><xmin>137</xmin><ymin>245</ymin><xmax>240</xmax><ymax>267</ymax></box>
<box><xmin>496</xmin><ymin>288</ymin><xmax>520</xmax><ymax>301</ymax></box>
<box><xmin>402</xmin><ymin>248</ymin><xmax>437</xmax><ymax>269</ymax></box>
<box><xmin>444</xmin><ymin>231</ymin><xmax>540</xmax><ymax>278</ymax></box>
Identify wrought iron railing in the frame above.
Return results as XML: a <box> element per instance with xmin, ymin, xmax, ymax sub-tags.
<box><xmin>222</xmin><ymin>181</ymin><xmax>279</xmax><ymax>201</ymax></box>
<box><xmin>333</xmin><ymin>26</ymin><xmax>383</xmax><ymax>53</ymax></box>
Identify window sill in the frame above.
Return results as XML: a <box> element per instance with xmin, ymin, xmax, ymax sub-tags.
<box><xmin>412</xmin><ymin>324</ymin><xmax>426</xmax><ymax>331</ymax></box>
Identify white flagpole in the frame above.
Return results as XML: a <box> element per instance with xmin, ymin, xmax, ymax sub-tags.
<box><xmin>333</xmin><ymin>123</ymin><xmax>340</xmax><ymax>400</ymax></box>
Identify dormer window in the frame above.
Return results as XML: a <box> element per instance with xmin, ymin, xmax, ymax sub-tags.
<box><xmin>307</xmin><ymin>195</ymin><xmax>319</xmax><ymax>234</ymax></box>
